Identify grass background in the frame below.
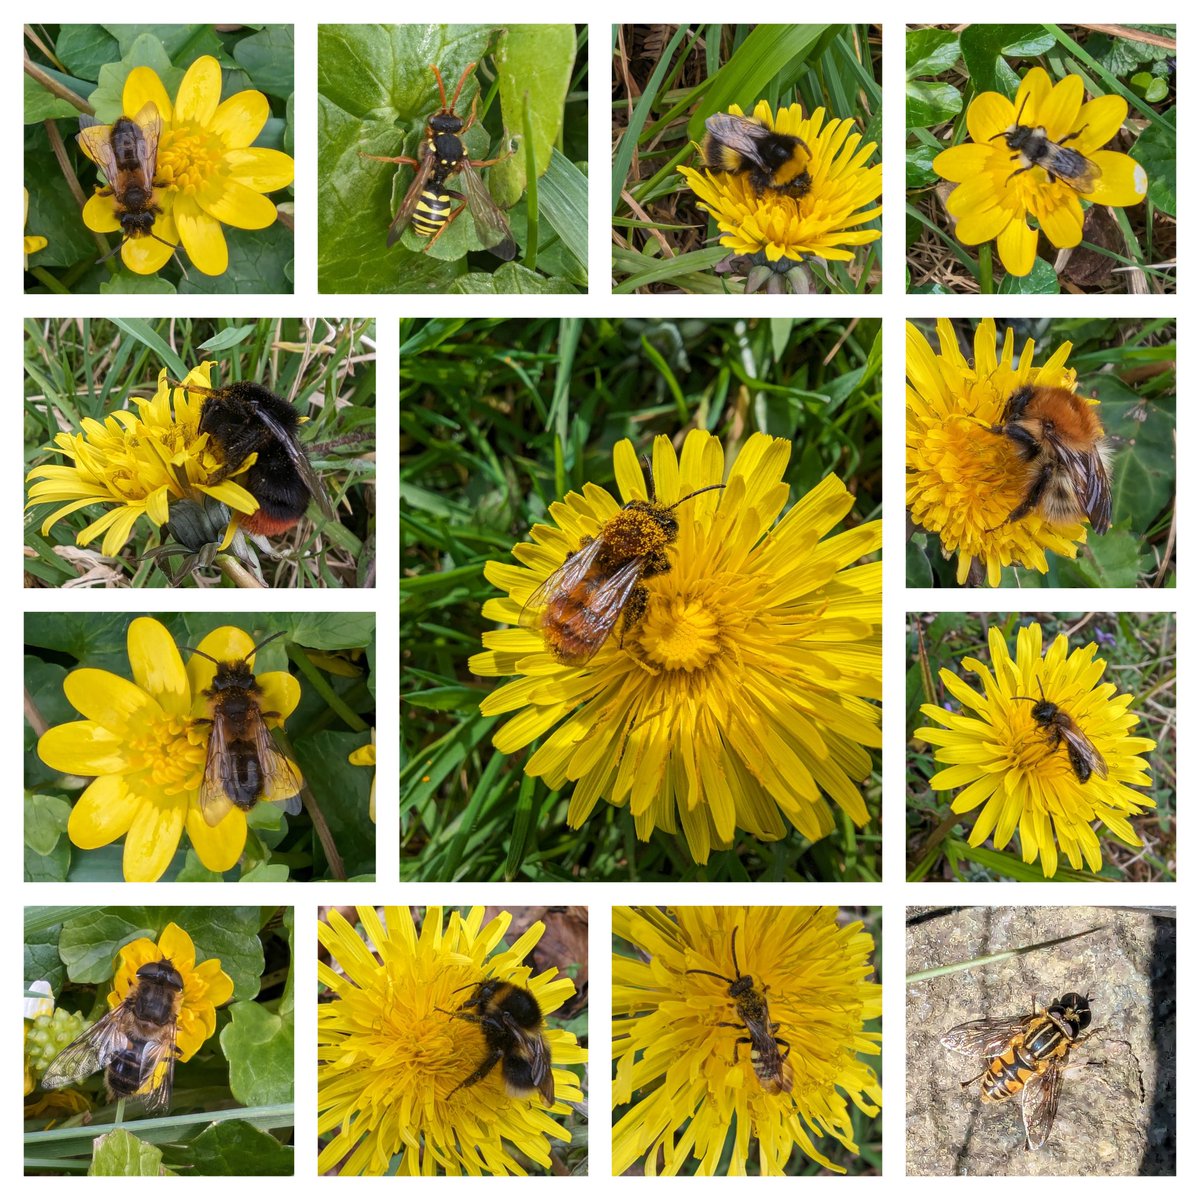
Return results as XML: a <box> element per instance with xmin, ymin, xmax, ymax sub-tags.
<box><xmin>906</xmin><ymin>611</ymin><xmax>1176</xmax><ymax>882</ymax></box>
<box><xmin>400</xmin><ymin>316</ymin><xmax>882</xmax><ymax>883</ymax></box>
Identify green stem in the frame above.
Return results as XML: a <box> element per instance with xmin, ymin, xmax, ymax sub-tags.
<box><xmin>114</xmin><ymin>1097</ymin><xmax>126</xmax><ymax>1127</ymax></box>
<box><xmin>978</xmin><ymin>242</ymin><xmax>994</xmax><ymax>293</ymax></box>
<box><xmin>288</xmin><ymin>645</ymin><xmax>368</xmax><ymax>732</ymax></box>
<box><xmin>29</xmin><ymin>266</ymin><xmax>70</xmax><ymax>294</ymax></box>
<box><xmin>522</xmin><ymin>92</ymin><xmax>538</xmax><ymax>271</ymax></box>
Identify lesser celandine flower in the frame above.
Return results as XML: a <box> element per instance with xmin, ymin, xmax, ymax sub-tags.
<box><xmin>36</xmin><ymin>618</ymin><xmax>301</xmax><ymax>882</ymax></box>
<box><xmin>80</xmin><ymin>55</ymin><xmax>294</xmax><ymax>276</ymax></box>
<box><xmin>915</xmin><ymin>623</ymin><xmax>1156</xmax><ymax>878</ymax></box>
<box><xmin>470</xmin><ymin>430</ymin><xmax>882</xmax><ymax>866</ymax></box>
<box><xmin>348</xmin><ymin>730</ymin><xmax>376</xmax><ymax>822</ymax></box>
<box><xmin>317</xmin><ymin>905</ymin><xmax>585</xmax><ymax>1176</ymax></box>
<box><xmin>933</xmin><ymin>67</ymin><xmax>1146</xmax><ymax>277</ymax></box>
<box><xmin>907</xmin><ymin>317</ymin><xmax>1097</xmax><ymax>587</ymax></box>
<box><xmin>613</xmin><ymin>905</ymin><xmax>881</xmax><ymax>1176</ymax></box>
<box><xmin>24</xmin><ymin>187</ymin><xmax>47</xmax><ymax>265</ymax></box>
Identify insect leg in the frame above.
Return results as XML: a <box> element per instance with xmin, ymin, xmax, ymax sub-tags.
<box><xmin>421</xmin><ymin>190</ymin><xmax>468</xmax><ymax>254</ymax></box>
<box><xmin>958</xmin><ymin>1067</ymin><xmax>989</xmax><ymax>1090</ymax></box>
<box><xmin>1061</xmin><ymin>124</ymin><xmax>1089</xmax><ymax>145</ymax></box>
<box><xmin>1005</xmin><ymin>163</ymin><xmax>1036</xmax><ymax>184</ymax></box>
<box><xmin>359</xmin><ymin>153</ymin><xmax>421</xmax><ymax>167</ymax></box>
<box><xmin>446</xmin><ymin>1048</ymin><xmax>503</xmax><ymax>1098</ymax></box>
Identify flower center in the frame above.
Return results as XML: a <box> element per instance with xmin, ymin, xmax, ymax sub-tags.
<box><xmin>157</xmin><ymin>123</ymin><xmax>227</xmax><ymax>194</ymax></box>
<box><xmin>638</xmin><ymin>593</ymin><xmax>722</xmax><ymax>672</ymax></box>
<box><xmin>128</xmin><ymin>713</ymin><xmax>206</xmax><ymax>794</ymax></box>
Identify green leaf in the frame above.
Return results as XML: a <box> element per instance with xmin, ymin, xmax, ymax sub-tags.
<box><xmin>197</xmin><ymin>325</ymin><xmax>258</xmax><ymax>351</ymax></box>
<box><xmin>536</xmin><ymin>149</ymin><xmax>588</xmax><ymax>277</ymax></box>
<box><xmin>906</xmin><ymin>142</ymin><xmax>939</xmax><ymax>188</ymax></box>
<box><xmin>86</xmin><ymin>33</ymin><xmax>181</xmax><ymax>123</ymax></box>
<box><xmin>56</xmin><ymin>25</ymin><xmax>121</xmax><ymax>80</ymax></box>
<box><xmin>26</xmin><ymin>838</ymin><xmax>70</xmax><ymax>883</ymax></box>
<box><xmin>294</xmin><ymin>731</ymin><xmax>374</xmax><ymax>879</ymax></box>
<box><xmin>1061</xmin><ymin>531</ymin><xmax>1143</xmax><ymax>587</ymax></box>
<box><xmin>237</xmin><ymin>863</ymin><xmax>290</xmax><ymax>882</ymax></box>
<box><xmin>25</xmin><ymin>793</ymin><xmax>73</xmax><ymax>856</ymax></box>
<box><xmin>89</xmin><ymin>1128</ymin><xmax>170</xmax><ymax>1175</ymax></box>
<box><xmin>110</xmin><ymin>318</ymin><xmax>188</xmax><ymax>378</ymax></box>
<box><xmin>1133</xmin><ymin>112</ymin><xmax>1176</xmax><ymax>217</ymax></box>
<box><xmin>220</xmin><ymin>1001</ymin><xmax>295</xmax><ymax>1106</ymax></box>
<box><xmin>998</xmin><ymin>257</ymin><xmax>1060</xmax><ymax>292</ymax></box>
<box><xmin>24</xmin><ymin>74</ymin><xmax>83</xmax><ymax>122</ymax></box>
<box><xmin>905</xmin><ymin>81</ymin><xmax>962</xmax><ymax>129</ymax></box>
<box><xmin>905</xmin><ymin>29</ymin><xmax>961</xmax><ymax>79</ymax></box>
<box><xmin>99</xmin><ymin>274</ymin><xmax>178</xmax><ymax>294</ymax></box>
<box><xmin>25</xmin><ymin>920</ymin><xmax>65</xmax><ymax>994</ymax></box>
<box><xmin>959</xmin><ymin>25</ymin><xmax>1055</xmax><ymax>96</ymax></box>
<box><xmin>177</xmin><ymin>224</ymin><xmax>293</xmax><ymax>295</ymax></box>
<box><xmin>231</xmin><ymin>27</ymin><xmax>295</xmax><ymax>99</ymax></box>
<box><xmin>185</xmin><ymin>1120</ymin><xmax>293</xmax><ymax>1175</ymax></box>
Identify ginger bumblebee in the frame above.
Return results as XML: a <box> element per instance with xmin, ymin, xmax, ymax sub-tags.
<box><xmin>700</xmin><ymin>111</ymin><xmax>811</xmax><ymax>197</ymax></box>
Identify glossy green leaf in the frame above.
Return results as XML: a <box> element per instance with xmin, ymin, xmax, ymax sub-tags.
<box><xmin>906</xmin><ymin>29</ymin><xmax>960</xmax><ymax>79</ymax></box>
<box><xmin>906</xmin><ymin>81</ymin><xmax>961</xmax><ymax>128</ymax></box>
<box><xmin>959</xmin><ymin>25</ymin><xmax>1055</xmax><ymax>96</ymax></box>
<box><xmin>24</xmin><ymin>793</ymin><xmax>72</xmax><ymax>857</ymax></box>
<box><xmin>1133</xmin><ymin>112</ymin><xmax>1176</xmax><ymax>217</ymax></box>
<box><xmin>998</xmin><ymin>257</ymin><xmax>1060</xmax><ymax>292</ymax></box>
<box><xmin>89</xmin><ymin>1128</ymin><xmax>170</xmax><ymax>1176</ymax></box>
<box><xmin>220</xmin><ymin>1002</ymin><xmax>295</xmax><ymax>1106</ymax></box>
<box><xmin>186</xmin><ymin>1120</ymin><xmax>293</xmax><ymax>1175</ymax></box>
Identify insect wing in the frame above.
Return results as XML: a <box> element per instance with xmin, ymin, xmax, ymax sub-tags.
<box><xmin>940</xmin><ymin>1015</ymin><xmax>1033</xmax><ymax>1059</ymax></box>
<box><xmin>517</xmin><ymin>535</ymin><xmax>607</xmax><ymax>631</ymax></box>
<box><xmin>1049</xmin><ymin>144</ymin><xmax>1100</xmax><ymax>192</ymax></box>
<box><xmin>248</xmin><ymin>712</ymin><xmax>304</xmax><ymax>815</ymax></box>
<box><xmin>1062</xmin><ymin>723</ymin><xmax>1108</xmax><ymax>780</ymax></box>
<box><xmin>197</xmin><ymin>715</ymin><xmax>236</xmax><ymax>827</ymax></box>
<box><xmin>77</xmin><ymin>117</ymin><xmax>121</xmax><ymax>183</ymax></box>
<box><xmin>387</xmin><ymin>145</ymin><xmax>437</xmax><ymax>248</ymax></box>
<box><xmin>1020</xmin><ymin>1057</ymin><xmax>1064</xmax><ymax>1148</ymax></box>
<box><xmin>133</xmin><ymin>1021</ymin><xmax>179</xmax><ymax>1114</ymax></box>
<box><xmin>40</xmin><ymin>1005</ymin><xmax>131</xmax><ymax>1090</ymax></box>
<box><xmin>130</xmin><ymin>101</ymin><xmax>162</xmax><ymax>180</ymax></box>
<box><xmin>505</xmin><ymin>1016</ymin><xmax>554</xmax><ymax>1105</ymax></box>
<box><xmin>460</xmin><ymin>158</ymin><xmax>516</xmax><ymax>260</ymax></box>
<box><xmin>253</xmin><ymin>401</ymin><xmax>336</xmax><ymax>520</ymax></box>
<box><xmin>1080</xmin><ymin>447</ymin><xmax>1112</xmax><ymax>533</ymax></box>
<box><xmin>704</xmin><ymin>113</ymin><xmax>772</xmax><ymax>164</ymax></box>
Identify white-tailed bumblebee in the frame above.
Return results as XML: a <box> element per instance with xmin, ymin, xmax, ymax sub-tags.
<box><xmin>441</xmin><ymin>978</ymin><xmax>555</xmax><ymax>1105</ymax></box>
<box><xmin>172</xmin><ymin>377</ymin><xmax>336</xmax><ymax>536</ymax></box>
<box><xmin>188</xmin><ymin>631</ymin><xmax>303</xmax><ymax>825</ymax></box>
<box><xmin>988</xmin><ymin>385</ymin><xmax>1112</xmax><ymax>534</ymax></box>
<box><xmin>991</xmin><ymin>93</ymin><xmax>1100</xmax><ymax>193</ymax></box>
<box><xmin>700</xmin><ymin>112</ymin><xmax>811</xmax><ymax>197</ymax></box>
<box><xmin>40</xmin><ymin>958</ymin><xmax>185</xmax><ymax>1114</ymax></box>
<box><xmin>1011</xmin><ymin>678</ymin><xmax>1108</xmax><ymax>784</ymax></box>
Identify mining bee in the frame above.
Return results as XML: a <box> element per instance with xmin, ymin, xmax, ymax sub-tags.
<box><xmin>40</xmin><ymin>958</ymin><xmax>185</xmax><ymax>1114</ymax></box>
<box><xmin>686</xmin><ymin>927</ymin><xmax>793</xmax><ymax>1095</ymax></box>
<box><xmin>361</xmin><ymin>62</ymin><xmax>515</xmax><ymax>260</ymax></box>
<box><xmin>1011</xmin><ymin>678</ymin><xmax>1108</xmax><ymax>784</ymax></box>
<box><xmin>440</xmin><ymin>977</ymin><xmax>555</xmax><ymax>1105</ymax></box>
<box><xmin>941</xmin><ymin>992</ymin><xmax>1093</xmax><ymax>1148</ymax></box>
<box><xmin>990</xmin><ymin>92</ymin><xmax>1101</xmax><ymax>193</ymax></box>
<box><xmin>700</xmin><ymin>111</ymin><xmax>811</xmax><ymax>197</ymax></box>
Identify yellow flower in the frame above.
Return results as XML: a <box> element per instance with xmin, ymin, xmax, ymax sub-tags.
<box><xmin>613</xmin><ymin>905</ymin><xmax>881</xmax><ymax>1176</ymax></box>
<box><xmin>317</xmin><ymin>905</ymin><xmax>585</xmax><ymax>1176</ymax></box>
<box><xmin>914</xmin><ymin>623</ymin><xmax>1156</xmax><ymax>878</ymax></box>
<box><xmin>24</xmin><ymin>187</ymin><xmax>48</xmax><ymax>265</ymax></box>
<box><xmin>36</xmin><ymin>618</ymin><xmax>301</xmax><ymax>882</ymax></box>
<box><xmin>677</xmin><ymin>101</ymin><xmax>881</xmax><ymax>267</ymax></box>
<box><xmin>25</xmin><ymin>361</ymin><xmax>259</xmax><ymax>558</ymax></box>
<box><xmin>80</xmin><ymin>55</ymin><xmax>294</xmax><ymax>276</ymax></box>
<box><xmin>906</xmin><ymin>317</ymin><xmax>1097</xmax><ymax>587</ymax></box>
<box><xmin>933</xmin><ymin>67</ymin><xmax>1147</xmax><ymax>277</ymax></box>
<box><xmin>348</xmin><ymin>730</ymin><xmax>376</xmax><ymax>822</ymax></box>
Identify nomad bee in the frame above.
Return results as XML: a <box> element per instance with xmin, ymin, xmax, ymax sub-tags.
<box><xmin>188</xmin><ymin>631</ymin><xmax>303</xmax><ymax>825</ymax></box>
<box><xmin>941</xmin><ymin>992</ymin><xmax>1093</xmax><ymax>1149</ymax></box>
<box><xmin>990</xmin><ymin>92</ymin><xmax>1100</xmax><ymax>192</ymax></box>
<box><xmin>361</xmin><ymin>62</ymin><xmax>515</xmax><ymax>260</ymax></box>
<box><xmin>172</xmin><ymin>377</ymin><xmax>335</xmax><ymax>536</ymax></box>
<box><xmin>988</xmin><ymin>385</ymin><xmax>1112</xmax><ymax>534</ymax></box>
<box><xmin>441</xmin><ymin>978</ymin><xmax>555</xmax><ymax>1105</ymax></box>
<box><xmin>40</xmin><ymin>958</ymin><xmax>184</xmax><ymax>1114</ymax></box>
<box><xmin>701</xmin><ymin>112</ymin><xmax>811</xmax><ymax>197</ymax></box>
<box><xmin>686</xmin><ymin>927</ymin><xmax>793</xmax><ymax>1095</ymax></box>
<box><xmin>520</xmin><ymin>475</ymin><xmax>726</xmax><ymax>665</ymax></box>
<box><xmin>1011</xmin><ymin>678</ymin><xmax>1108</xmax><ymax>784</ymax></box>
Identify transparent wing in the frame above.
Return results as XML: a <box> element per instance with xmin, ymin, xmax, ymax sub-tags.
<box><xmin>76</xmin><ymin>117</ymin><xmax>119</xmax><ymax>183</ymax></box>
<box><xmin>1049</xmin><ymin>144</ymin><xmax>1101</xmax><ymax>192</ymax></box>
<box><xmin>1062</xmin><ymin>724</ymin><xmax>1108</xmax><ymax>780</ymax></box>
<box><xmin>459</xmin><ymin>159</ymin><xmax>516</xmax><ymax>260</ymax></box>
<box><xmin>505</xmin><ymin>1017</ymin><xmax>554</xmax><ymax>1104</ymax></box>
<box><xmin>252</xmin><ymin>402</ymin><xmax>336</xmax><ymax>520</ymax></box>
<box><xmin>40</xmin><ymin>1005</ymin><xmax>131</xmax><ymax>1090</ymax></box>
<box><xmin>386</xmin><ymin>146</ymin><xmax>436</xmax><ymax>247</ymax></box>
<box><xmin>248</xmin><ymin>713</ymin><xmax>303</xmax><ymax>815</ymax></box>
<box><xmin>133</xmin><ymin>1021</ymin><xmax>179</xmax><ymax>1115</ymax></box>
<box><xmin>197</xmin><ymin>716</ymin><xmax>235</xmax><ymax>827</ymax></box>
<box><xmin>1045</xmin><ymin>434</ymin><xmax>1112</xmax><ymax>534</ymax></box>
<box><xmin>940</xmin><ymin>1015</ymin><xmax>1033</xmax><ymax>1059</ymax></box>
<box><xmin>703</xmin><ymin>113</ymin><xmax>772</xmax><ymax>162</ymax></box>
<box><xmin>517</xmin><ymin>536</ymin><xmax>607</xmax><ymax>631</ymax></box>
<box><xmin>130</xmin><ymin>101</ymin><xmax>161</xmax><ymax>181</ymax></box>
<box><xmin>1021</xmin><ymin>1059</ymin><xmax>1063</xmax><ymax>1148</ymax></box>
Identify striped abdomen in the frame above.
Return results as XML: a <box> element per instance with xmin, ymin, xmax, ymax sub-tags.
<box><xmin>412</xmin><ymin>187</ymin><xmax>451</xmax><ymax>238</ymax></box>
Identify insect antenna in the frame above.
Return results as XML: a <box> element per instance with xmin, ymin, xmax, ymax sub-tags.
<box><xmin>685</xmin><ymin>928</ymin><xmax>741</xmax><ymax>984</ymax></box>
<box><xmin>1010</xmin><ymin>678</ymin><xmax>1049</xmax><ymax>703</ymax></box>
<box><xmin>179</xmin><ymin>629</ymin><xmax>287</xmax><ymax>663</ymax></box>
<box><xmin>668</xmin><ymin>483</ymin><xmax>727</xmax><ymax>509</ymax></box>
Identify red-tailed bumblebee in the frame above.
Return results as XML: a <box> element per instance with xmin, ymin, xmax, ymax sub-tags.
<box><xmin>701</xmin><ymin>112</ymin><xmax>811</xmax><ymax>197</ymax></box>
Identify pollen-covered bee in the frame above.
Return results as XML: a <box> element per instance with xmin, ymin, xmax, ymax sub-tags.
<box><xmin>361</xmin><ymin>62</ymin><xmax>515</xmax><ymax>260</ymax></box>
<box><xmin>988</xmin><ymin>385</ymin><xmax>1112</xmax><ymax>534</ymax></box>
<box><xmin>1011</xmin><ymin>678</ymin><xmax>1108</xmax><ymax>784</ymax></box>
<box><xmin>686</xmin><ymin>927</ymin><xmax>793</xmax><ymax>1095</ymax></box>
<box><xmin>519</xmin><ymin>474</ymin><xmax>726</xmax><ymax>666</ymax></box>
<box><xmin>441</xmin><ymin>978</ymin><xmax>555</xmax><ymax>1105</ymax></box>
<box><xmin>700</xmin><ymin>112</ymin><xmax>811</xmax><ymax>197</ymax></box>
<box><xmin>941</xmin><ymin>992</ymin><xmax>1093</xmax><ymax>1149</ymax></box>
<box><xmin>990</xmin><ymin>93</ymin><xmax>1101</xmax><ymax>193</ymax></box>
<box><xmin>40</xmin><ymin>958</ymin><xmax>184</xmax><ymax>1114</ymax></box>
<box><xmin>187</xmin><ymin>631</ymin><xmax>303</xmax><ymax>825</ymax></box>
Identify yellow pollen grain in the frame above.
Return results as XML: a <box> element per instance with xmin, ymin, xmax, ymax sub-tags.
<box><xmin>127</xmin><ymin>715</ymin><xmax>205</xmax><ymax>791</ymax></box>
<box><xmin>157</xmin><ymin>126</ymin><xmax>226</xmax><ymax>193</ymax></box>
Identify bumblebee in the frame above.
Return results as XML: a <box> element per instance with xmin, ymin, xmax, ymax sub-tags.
<box><xmin>990</xmin><ymin>93</ymin><xmax>1100</xmax><ymax>193</ymax></box>
<box><xmin>441</xmin><ymin>978</ymin><xmax>555</xmax><ymax>1105</ymax></box>
<box><xmin>40</xmin><ymin>958</ymin><xmax>185</xmax><ymax>1114</ymax></box>
<box><xmin>941</xmin><ymin>992</ymin><xmax>1093</xmax><ymax>1149</ymax></box>
<box><xmin>686</xmin><ymin>927</ymin><xmax>793</xmax><ymax>1095</ymax></box>
<box><xmin>1011</xmin><ymin>678</ymin><xmax>1108</xmax><ymax>784</ymax></box>
<box><xmin>701</xmin><ymin>112</ymin><xmax>811</xmax><ymax>197</ymax></box>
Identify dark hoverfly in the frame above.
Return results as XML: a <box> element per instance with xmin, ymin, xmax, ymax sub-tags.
<box><xmin>990</xmin><ymin>92</ymin><xmax>1101</xmax><ymax>193</ymax></box>
<box><xmin>40</xmin><ymin>958</ymin><xmax>185</xmax><ymax>1114</ymax></box>
<box><xmin>361</xmin><ymin>62</ymin><xmax>515</xmax><ymax>260</ymax></box>
<box><xmin>941</xmin><ymin>992</ymin><xmax>1093</xmax><ymax>1149</ymax></box>
<box><xmin>1011</xmin><ymin>678</ymin><xmax>1108</xmax><ymax>784</ymax></box>
<box><xmin>700</xmin><ymin>111</ymin><xmax>811</xmax><ymax>197</ymax></box>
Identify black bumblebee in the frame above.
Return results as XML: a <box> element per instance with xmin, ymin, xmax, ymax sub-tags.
<box><xmin>441</xmin><ymin>978</ymin><xmax>555</xmax><ymax>1105</ymax></box>
<box><xmin>700</xmin><ymin>112</ymin><xmax>811</xmax><ymax>197</ymax></box>
<box><xmin>361</xmin><ymin>62</ymin><xmax>515</xmax><ymax>260</ymax></box>
<box><xmin>1011</xmin><ymin>678</ymin><xmax>1108</xmax><ymax>784</ymax></box>
<box><xmin>990</xmin><ymin>92</ymin><xmax>1100</xmax><ymax>193</ymax></box>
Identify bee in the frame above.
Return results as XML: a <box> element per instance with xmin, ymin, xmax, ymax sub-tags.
<box><xmin>700</xmin><ymin>112</ymin><xmax>812</xmax><ymax>197</ymax></box>
<box><xmin>686</xmin><ymin>927</ymin><xmax>793</xmax><ymax>1095</ymax></box>
<box><xmin>76</xmin><ymin>101</ymin><xmax>174</xmax><ymax>259</ymax></box>
<box><xmin>988</xmin><ymin>385</ymin><xmax>1112</xmax><ymax>534</ymax></box>
<box><xmin>361</xmin><ymin>62</ymin><xmax>515</xmax><ymax>260</ymax></box>
<box><xmin>990</xmin><ymin>92</ymin><xmax>1101</xmax><ymax>193</ymax></box>
<box><xmin>441</xmin><ymin>978</ymin><xmax>555</xmax><ymax>1105</ymax></box>
<box><xmin>1011</xmin><ymin>678</ymin><xmax>1108</xmax><ymax>784</ymax></box>
<box><xmin>187</xmin><ymin>630</ymin><xmax>303</xmax><ymax>825</ymax></box>
<box><xmin>171</xmin><ymin>377</ymin><xmax>336</xmax><ymax>536</ymax></box>
<box><xmin>40</xmin><ymin>958</ymin><xmax>184</xmax><ymax>1114</ymax></box>
<box><xmin>519</xmin><ymin>476</ymin><xmax>726</xmax><ymax>665</ymax></box>
<box><xmin>941</xmin><ymin>992</ymin><xmax>1093</xmax><ymax>1149</ymax></box>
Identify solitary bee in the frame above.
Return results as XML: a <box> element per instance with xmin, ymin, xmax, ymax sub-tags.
<box><xmin>686</xmin><ymin>927</ymin><xmax>793</xmax><ymax>1095</ymax></box>
<box><xmin>40</xmin><ymin>958</ymin><xmax>185</xmax><ymax>1114</ymax></box>
<box><xmin>990</xmin><ymin>92</ymin><xmax>1101</xmax><ymax>193</ymax></box>
<box><xmin>941</xmin><ymin>992</ymin><xmax>1093</xmax><ymax>1149</ymax></box>
<box><xmin>361</xmin><ymin>62</ymin><xmax>515</xmax><ymax>260</ymax></box>
<box><xmin>1011</xmin><ymin>678</ymin><xmax>1108</xmax><ymax>784</ymax></box>
<box><xmin>441</xmin><ymin>978</ymin><xmax>555</xmax><ymax>1105</ymax></box>
<box><xmin>700</xmin><ymin>111</ymin><xmax>811</xmax><ymax>197</ymax></box>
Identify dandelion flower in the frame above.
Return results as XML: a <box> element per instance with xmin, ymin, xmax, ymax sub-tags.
<box><xmin>317</xmin><ymin>905</ymin><xmax>585</xmax><ymax>1176</ymax></box>
<box><xmin>906</xmin><ymin>317</ymin><xmax>1101</xmax><ymax>587</ymax></box>
<box><xmin>24</xmin><ymin>187</ymin><xmax>47</xmax><ymax>265</ymax></box>
<box><xmin>25</xmin><ymin>361</ymin><xmax>259</xmax><ymax>559</ymax></box>
<box><xmin>612</xmin><ymin>905</ymin><xmax>880</xmax><ymax>1176</ymax></box>
<box><xmin>470</xmin><ymin>430</ymin><xmax>882</xmax><ymax>867</ymax></box>
<box><xmin>933</xmin><ymin>67</ymin><xmax>1146</xmax><ymax>277</ymax></box>
<box><xmin>914</xmin><ymin>623</ymin><xmax>1156</xmax><ymax>878</ymax></box>
<box><xmin>677</xmin><ymin>101</ymin><xmax>881</xmax><ymax>275</ymax></box>
<box><xmin>348</xmin><ymin>730</ymin><xmax>376</xmax><ymax>822</ymax></box>
<box><xmin>80</xmin><ymin>56</ymin><xmax>294</xmax><ymax>276</ymax></box>
<box><xmin>36</xmin><ymin>618</ymin><xmax>301</xmax><ymax>882</ymax></box>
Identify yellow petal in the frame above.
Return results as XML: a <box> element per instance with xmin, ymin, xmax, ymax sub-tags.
<box><xmin>185</xmin><ymin>804</ymin><xmax>247</xmax><ymax>873</ymax></box>
<box><xmin>157</xmin><ymin>922</ymin><xmax>197</xmax><ymax>972</ymax></box>
<box><xmin>175</xmin><ymin>198</ymin><xmax>229</xmax><ymax>275</ymax></box>
<box><xmin>258</xmin><ymin>670</ymin><xmax>301</xmax><ymax>719</ymax></box>
<box><xmin>123</xmin><ymin>67</ymin><xmax>173</xmax><ymax>123</ymax></box>
<box><xmin>209</xmin><ymin>91</ymin><xmax>270</xmax><ymax>149</ymax></box>
<box><xmin>1072</xmin><ymin>94</ymin><xmax>1128</xmax><ymax>153</ymax></box>
<box><xmin>952</xmin><ymin>202</ymin><xmax>1012</xmax><ymax>247</ymax></box>
<box><xmin>1086</xmin><ymin>151</ymin><xmax>1148</xmax><ymax>206</ymax></box>
<box><xmin>174</xmin><ymin>55</ymin><xmax>222</xmax><ymax>125</ymax></box>
<box><xmin>1040</xmin><ymin>74</ymin><xmax>1085</xmax><ymax>142</ymax></box>
<box><xmin>224</xmin><ymin>147</ymin><xmax>295</xmax><ymax>192</ymax></box>
<box><xmin>39</xmin><ymin>720</ymin><xmax>128</xmax><ymax>775</ymax></box>
<box><xmin>128</xmin><ymin>617</ymin><xmax>191</xmax><ymax>715</ymax></box>
<box><xmin>1038</xmin><ymin>197</ymin><xmax>1084</xmax><ymax>249</ymax></box>
<box><xmin>122</xmin><ymin>235</ymin><xmax>175</xmax><ymax>275</ymax></box>
<box><xmin>66</xmin><ymin>774</ymin><xmax>139</xmax><ymax>848</ymax></box>
<box><xmin>996</xmin><ymin>217</ymin><xmax>1038</xmax><ymax>276</ymax></box>
<box><xmin>82</xmin><ymin>192</ymin><xmax>120</xmax><ymax>233</ymax></box>
<box><xmin>933</xmin><ymin>142</ymin><xmax>995</xmax><ymax>183</ymax></box>
<box><xmin>199</xmin><ymin>180</ymin><xmax>279</xmax><ymax>230</ymax></box>
<box><xmin>966</xmin><ymin>92</ymin><xmax>1013</xmax><ymax>145</ymax></box>
<box><xmin>63</xmin><ymin>668</ymin><xmax>159</xmax><ymax>734</ymax></box>
<box><xmin>123</xmin><ymin>794</ymin><xmax>188</xmax><ymax>882</ymax></box>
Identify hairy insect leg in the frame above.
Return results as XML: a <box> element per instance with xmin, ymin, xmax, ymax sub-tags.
<box><xmin>420</xmin><ymin>191</ymin><xmax>469</xmax><ymax>254</ymax></box>
<box><xmin>359</xmin><ymin>152</ymin><xmax>421</xmax><ymax>166</ymax></box>
<box><xmin>446</xmin><ymin>1048</ymin><xmax>503</xmax><ymax>1098</ymax></box>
